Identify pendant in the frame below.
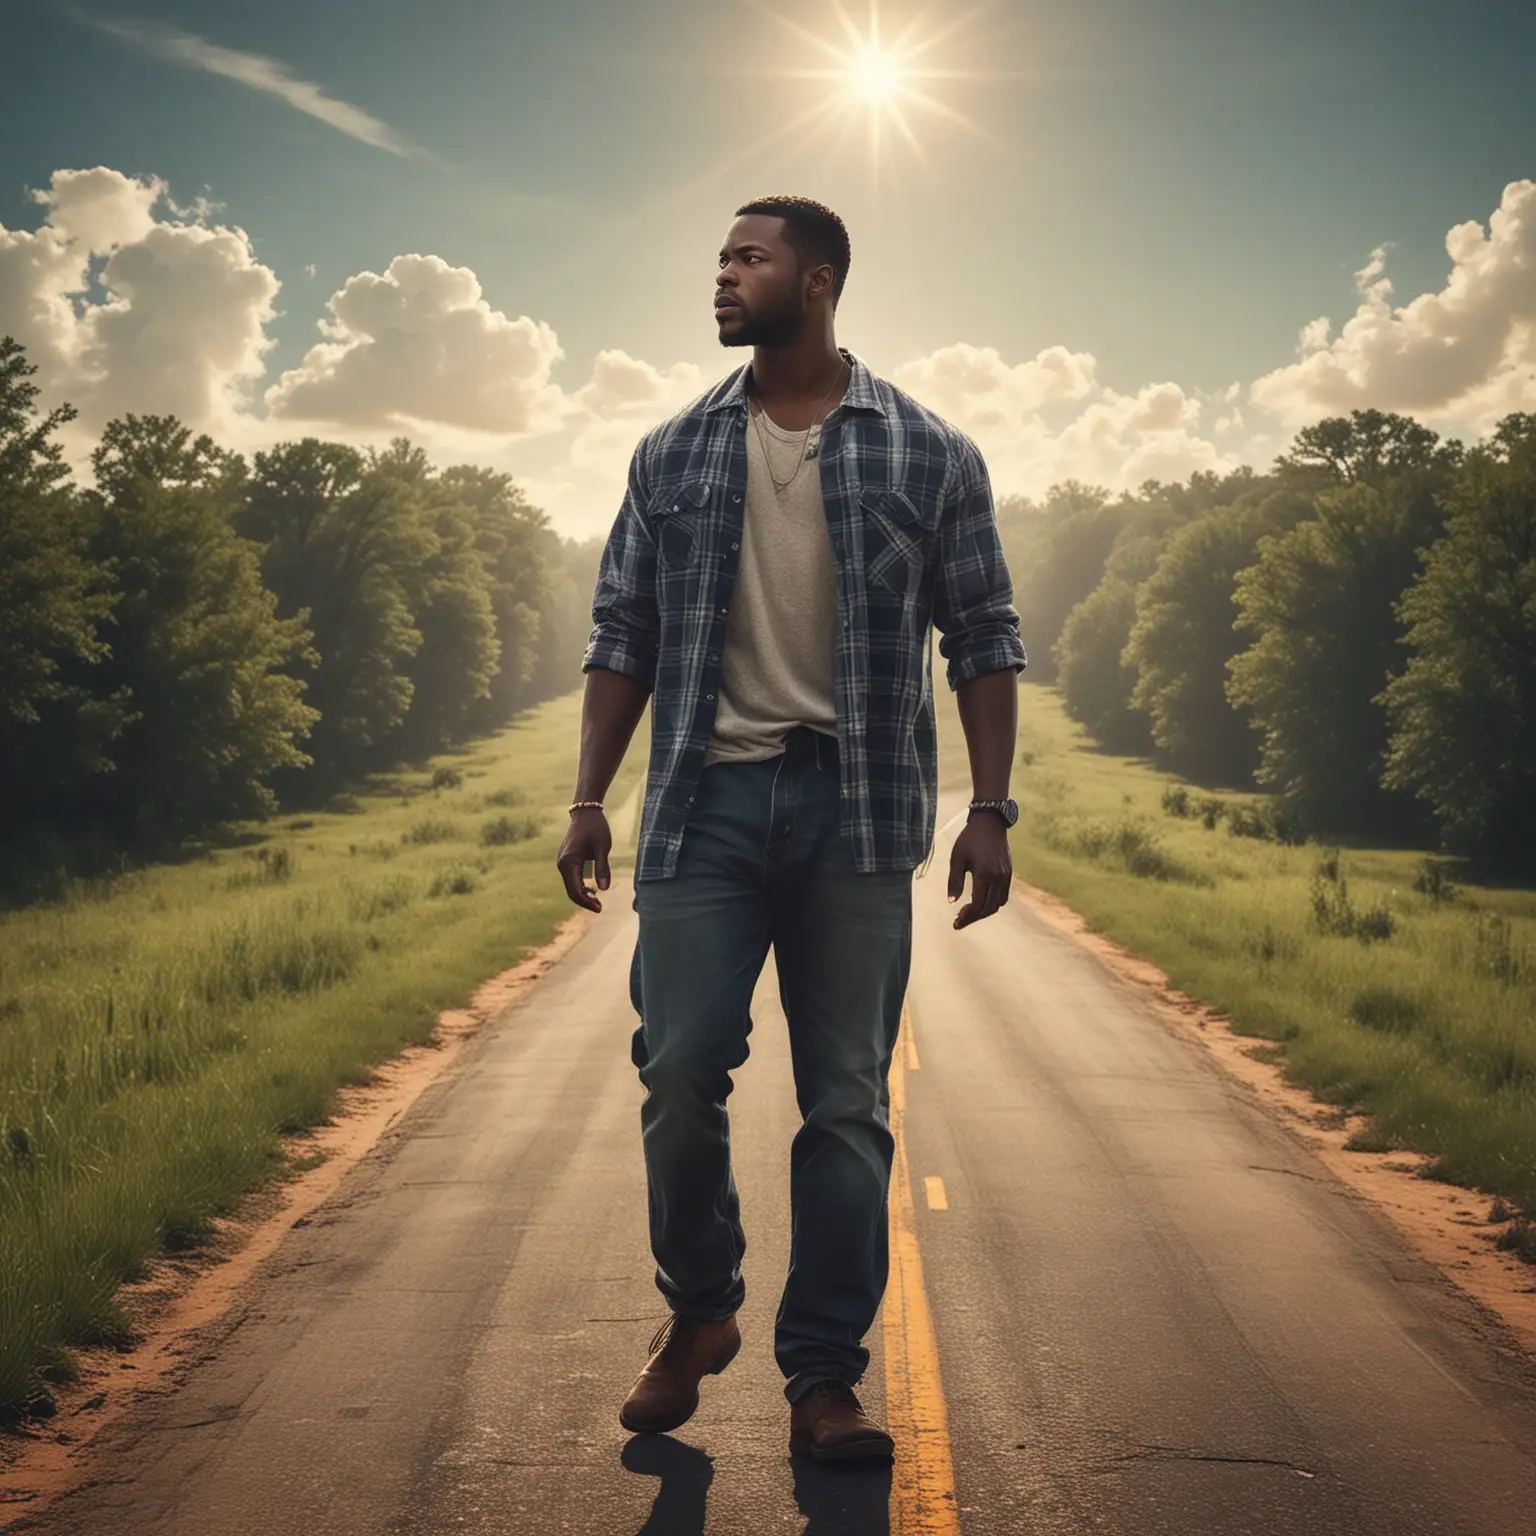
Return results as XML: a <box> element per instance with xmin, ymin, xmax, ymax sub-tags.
<box><xmin>805</xmin><ymin>426</ymin><xmax>822</xmax><ymax>460</ymax></box>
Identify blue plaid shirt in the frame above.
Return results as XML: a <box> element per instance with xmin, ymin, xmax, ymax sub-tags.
<box><xmin>582</xmin><ymin>347</ymin><xmax>1026</xmax><ymax>882</ymax></box>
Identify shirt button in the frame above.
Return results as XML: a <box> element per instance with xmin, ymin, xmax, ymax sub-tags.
<box><xmin>705</xmin><ymin>693</ymin><xmax>715</xmax><ymax>701</ymax></box>
<box><xmin>686</xmin><ymin>794</ymin><xmax>695</xmax><ymax>804</ymax></box>
<box><xmin>719</xmin><ymin>607</ymin><xmax>728</xmax><ymax>617</ymax></box>
<box><xmin>731</xmin><ymin>541</ymin><xmax>740</xmax><ymax>551</ymax></box>
<box><xmin>732</xmin><ymin>493</ymin><xmax>742</xmax><ymax>502</ymax></box>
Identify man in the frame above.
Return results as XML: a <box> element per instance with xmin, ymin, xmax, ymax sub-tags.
<box><xmin>556</xmin><ymin>194</ymin><xmax>1024</xmax><ymax>1462</ymax></box>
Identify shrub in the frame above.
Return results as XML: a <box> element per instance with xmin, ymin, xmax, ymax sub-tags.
<box><xmin>1412</xmin><ymin>857</ymin><xmax>1459</xmax><ymax>906</ymax></box>
<box><xmin>430</xmin><ymin>767</ymin><xmax>463</xmax><ymax>791</ymax></box>
<box><xmin>1495</xmin><ymin>1220</ymin><xmax>1536</xmax><ymax>1264</ymax></box>
<box><xmin>1161</xmin><ymin>786</ymin><xmax>1191</xmax><ymax>818</ymax></box>
<box><xmin>1310</xmin><ymin>850</ymin><xmax>1395</xmax><ymax>943</ymax></box>
<box><xmin>1472</xmin><ymin>913</ymin><xmax>1531</xmax><ymax>986</ymax></box>
<box><xmin>483</xmin><ymin>787</ymin><xmax>527</xmax><ymax>808</ymax></box>
<box><xmin>403</xmin><ymin>818</ymin><xmax>458</xmax><ymax>846</ymax></box>
<box><xmin>480</xmin><ymin>813</ymin><xmax>542</xmax><ymax>847</ymax></box>
<box><xmin>1197</xmin><ymin>796</ymin><xmax>1227</xmax><ymax>830</ymax></box>
<box><xmin>225</xmin><ymin>846</ymin><xmax>295</xmax><ymax>889</ymax></box>
<box><xmin>427</xmin><ymin>866</ymin><xmax>477</xmax><ymax>898</ymax></box>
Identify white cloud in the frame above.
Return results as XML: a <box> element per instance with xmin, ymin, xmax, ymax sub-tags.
<box><xmin>79</xmin><ymin>15</ymin><xmax>419</xmax><ymax>157</ymax></box>
<box><xmin>0</xmin><ymin>167</ymin><xmax>278</xmax><ymax>439</ymax></box>
<box><xmin>265</xmin><ymin>254</ymin><xmax>571</xmax><ymax>435</ymax></box>
<box><xmin>893</xmin><ymin>345</ymin><xmax>1237</xmax><ymax>497</ymax></box>
<box><xmin>1252</xmin><ymin>180</ymin><xmax>1536</xmax><ymax>432</ymax></box>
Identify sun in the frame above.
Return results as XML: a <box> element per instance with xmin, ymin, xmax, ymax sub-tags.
<box><xmin>845</xmin><ymin>45</ymin><xmax>905</xmax><ymax>105</ymax></box>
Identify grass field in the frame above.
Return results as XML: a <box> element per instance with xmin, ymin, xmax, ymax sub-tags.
<box><xmin>934</xmin><ymin>679</ymin><xmax>1536</xmax><ymax>1241</ymax></box>
<box><xmin>0</xmin><ymin>691</ymin><xmax>647</xmax><ymax>1417</ymax></box>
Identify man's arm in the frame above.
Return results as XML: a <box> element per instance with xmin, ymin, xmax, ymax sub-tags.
<box><xmin>557</xmin><ymin>443</ymin><xmax>660</xmax><ymax>913</ymax></box>
<box><xmin>932</xmin><ymin>437</ymin><xmax>1026</xmax><ymax>930</ymax></box>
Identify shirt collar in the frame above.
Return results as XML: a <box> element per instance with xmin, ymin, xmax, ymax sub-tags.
<box><xmin>704</xmin><ymin>346</ymin><xmax>885</xmax><ymax>417</ymax></box>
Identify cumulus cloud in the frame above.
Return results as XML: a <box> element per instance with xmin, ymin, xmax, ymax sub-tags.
<box><xmin>77</xmin><ymin>15</ymin><xmax>419</xmax><ymax>157</ymax></box>
<box><xmin>265</xmin><ymin>254</ymin><xmax>571</xmax><ymax>435</ymax></box>
<box><xmin>893</xmin><ymin>343</ymin><xmax>1238</xmax><ymax>497</ymax></box>
<box><xmin>0</xmin><ymin>166</ymin><xmax>278</xmax><ymax>438</ymax></box>
<box><xmin>1252</xmin><ymin>179</ymin><xmax>1536</xmax><ymax>431</ymax></box>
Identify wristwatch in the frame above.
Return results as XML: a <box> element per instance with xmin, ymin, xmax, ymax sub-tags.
<box><xmin>968</xmin><ymin>798</ymin><xmax>1019</xmax><ymax>829</ymax></box>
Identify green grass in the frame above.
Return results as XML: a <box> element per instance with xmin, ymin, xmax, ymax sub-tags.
<box><xmin>0</xmin><ymin>691</ymin><xmax>646</xmax><ymax>1416</ymax></box>
<box><xmin>935</xmin><ymin>681</ymin><xmax>1536</xmax><ymax>1218</ymax></box>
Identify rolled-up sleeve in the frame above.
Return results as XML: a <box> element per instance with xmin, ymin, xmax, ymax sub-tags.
<box><xmin>932</xmin><ymin>435</ymin><xmax>1028</xmax><ymax>691</ymax></box>
<box><xmin>581</xmin><ymin>438</ymin><xmax>660</xmax><ymax>688</ymax></box>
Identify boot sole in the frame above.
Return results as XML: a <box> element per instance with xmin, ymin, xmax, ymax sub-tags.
<box><xmin>788</xmin><ymin>1430</ymin><xmax>896</xmax><ymax>1462</ymax></box>
<box><xmin>618</xmin><ymin>1329</ymin><xmax>741</xmax><ymax>1435</ymax></box>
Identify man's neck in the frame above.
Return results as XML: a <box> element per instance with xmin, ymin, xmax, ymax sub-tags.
<box><xmin>748</xmin><ymin>339</ymin><xmax>846</xmax><ymax>412</ymax></box>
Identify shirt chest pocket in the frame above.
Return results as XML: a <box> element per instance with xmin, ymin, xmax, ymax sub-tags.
<box><xmin>652</xmin><ymin>479</ymin><xmax>713</xmax><ymax>570</ymax></box>
<box><xmin>860</xmin><ymin>487</ymin><xmax>936</xmax><ymax>594</ymax></box>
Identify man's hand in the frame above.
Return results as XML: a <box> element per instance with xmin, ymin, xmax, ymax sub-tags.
<box><xmin>947</xmin><ymin>813</ymin><xmax>1012</xmax><ymax>930</ymax></box>
<box><xmin>557</xmin><ymin>808</ymin><xmax>613</xmax><ymax>912</ymax></box>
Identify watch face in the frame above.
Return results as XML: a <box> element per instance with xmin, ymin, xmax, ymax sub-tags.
<box><xmin>1003</xmin><ymin>798</ymin><xmax>1019</xmax><ymax>828</ymax></box>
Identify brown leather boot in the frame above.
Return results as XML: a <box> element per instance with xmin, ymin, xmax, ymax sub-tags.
<box><xmin>788</xmin><ymin>1380</ymin><xmax>896</xmax><ymax>1462</ymax></box>
<box><xmin>619</xmin><ymin>1313</ymin><xmax>741</xmax><ymax>1434</ymax></box>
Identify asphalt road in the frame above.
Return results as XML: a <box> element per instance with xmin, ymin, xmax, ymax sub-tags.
<box><xmin>16</xmin><ymin>798</ymin><xmax>1536</xmax><ymax>1535</ymax></box>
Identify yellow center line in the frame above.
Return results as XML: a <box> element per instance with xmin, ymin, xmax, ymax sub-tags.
<box><xmin>906</xmin><ymin>1012</ymin><xmax>922</xmax><ymax>1070</ymax></box>
<box><xmin>924</xmin><ymin>1176</ymin><xmax>949</xmax><ymax>1211</ymax></box>
<box><xmin>886</xmin><ymin>1003</ymin><xmax>960</xmax><ymax>1534</ymax></box>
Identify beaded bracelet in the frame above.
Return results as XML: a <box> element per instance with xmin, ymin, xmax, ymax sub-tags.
<box><xmin>568</xmin><ymin>800</ymin><xmax>604</xmax><ymax>814</ymax></box>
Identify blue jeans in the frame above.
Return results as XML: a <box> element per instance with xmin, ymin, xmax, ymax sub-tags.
<box><xmin>628</xmin><ymin>728</ymin><xmax>913</xmax><ymax>1404</ymax></box>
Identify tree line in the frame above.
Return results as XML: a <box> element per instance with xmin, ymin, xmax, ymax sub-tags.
<box><xmin>1003</xmin><ymin>408</ymin><xmax>1536</xmax><ymax>872</ymax></box>
<box><xmin>0</xmin><ymin>336</ymin><xmax>602</xmax><ymax>902</ymax></box>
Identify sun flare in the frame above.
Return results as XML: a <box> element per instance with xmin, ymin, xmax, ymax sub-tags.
<box><xmin>846</xmin><ymin>46</ymin><xmax>905</xmax><ymax>105</ymax></box>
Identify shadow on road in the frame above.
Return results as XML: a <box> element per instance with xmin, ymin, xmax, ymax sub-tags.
<box><xmin>619</xmin><ymin>1435</ymin><xmax>892</xmax><ymax>1534</ymax></box>
<box><xmin>791</xmin><ymin>1450</ymin><xmax>892</xmax><ymax>1535</ymax></box>
<box><xmin>621</xmin><ymin>1434</ymin><xmax>714</xmax><ymax>1533</ymax></box>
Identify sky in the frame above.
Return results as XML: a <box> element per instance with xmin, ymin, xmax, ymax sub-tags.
<box><xmin>3</xmin><ymin>0</ymin><xmax>1535</xmax><ymax>536</ymax></box>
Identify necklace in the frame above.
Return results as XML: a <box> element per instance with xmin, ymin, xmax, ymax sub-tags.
<box><xmin>749</xmin><ymin>358</ymin><xmax>848</xmax><ymax>494</ymax></box>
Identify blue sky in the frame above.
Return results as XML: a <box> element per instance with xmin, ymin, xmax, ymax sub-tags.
<box><xmin>3</xmin><ymin>0</ymin><xmax>1534</xmax><ymax>532</ymax></box>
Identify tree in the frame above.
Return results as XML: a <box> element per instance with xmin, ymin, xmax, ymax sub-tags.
<box><xmin>239</xmin><ymin>439</ymin><xmax>431</xmax><ymax>781</ymax></box>
<box><xmin>1007</xmin><ymin>481</ymin><xmax>1119</xmax><ymax>681</ymax></box>
<box><xmin>1228</xmin><ymin>472</ymin><xmax>1448</xmax><ymax>835</ymax></box>
<box><xmin>1275</xmin><ymin>408</ymin><xmax>1460</xmax><ymax>489</ymax></box>
<box><xmin>1053</xmin><ymin>576</ymin><xmax>1148</xmax><ymax>752</ymax></box>
<box><xmin>74</xmin><ymin>416</ymin><xmax>318</xmax><ymax>842</ymax></box>
<box><xmin>442</xmin><ymin>464</ymin><xmax>553</xmax><ymax>731</ymax></box>
<box><xmin>1124</xmin><ymin>492</ymin><xmax>1307</xmax><ymax>782</ymax></box>
<box><xmin>0</xmin><ymin>338</ymin><xmax>123</xmax><ymax>843</ymax></box>
<box><xmin>1380</xmin><ymin>418</ymin><xmax>1536</xmax><ymax>868</ymax></box>
<box><xmin>367</xmin><ymin>441</ymin><xmax>500</xmax><ymax>759</ymax></box>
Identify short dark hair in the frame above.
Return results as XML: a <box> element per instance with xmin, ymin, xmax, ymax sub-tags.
<box><xmin>735</xmin><ymin>195</ymin><xmax>851</xmax><ymax>306</ymax></box>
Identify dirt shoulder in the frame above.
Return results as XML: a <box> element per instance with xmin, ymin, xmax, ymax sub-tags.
<box><xmin>0</xmin><ymin>906</ymin><xmax>597</xmax><ymax>1526</ymax></box>
<box><xmin>1011</xmin><ymin>873</ymin><xmax>1536</xmax><ymax>1363</ymax></box>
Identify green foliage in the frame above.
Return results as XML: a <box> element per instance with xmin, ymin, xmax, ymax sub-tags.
<box><xmin>1053</xmin><ymin>575</ymin><xmax>1149</xmax><ymax>752</ymax></box>
<box><xmin>1309</xmin><ymin>851</ymin><xmax>1396</xmax><ymax>943</ymax></box>
<box><xmin>1274</xmin><ymin>407</ymin><xmax>1461</xmax><ymax>488</ymax></box>
<box><xmin>0</xmin><ymin>340</ymin><xmax>122</xmax><ymax>841</ymax></box>
<box><xmin>1228</xmin><ymin>471</ymin><xmax>1448</xmax><ymax>835</ymax></box>
<box><xmin>77</xmin><ymin>417</ymin><xmax>320</xmax><ymax>843</ymax></box>
<box><xmin>480</xmin><ymin>813</ymin><xmax>542</xmax><ymax>846</ymax></box>
<box><xmin>1161</xmin><ymin>786</ymin><xmax>1191</xmax><ymax>818</ymax></box>
<box><xmin>1413</xmin><ymin>858</ymin><xmax>1459</xmax><ymax>905</ymax></box>
<box><xmin>1125</xmin><ymin>495</ymin><xmax>1304</xmax><ymax>782</ymax></box>
<box><xmin>1379</xmin><ymin>419</ymin><xmax>1536</xmax><ymax>869</ymax></box>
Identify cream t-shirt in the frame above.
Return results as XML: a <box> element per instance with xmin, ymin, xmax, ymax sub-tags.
<box><xmin>703</xmin><ymin>398</ymin><xmax>839</xmax><ymax>765</ymax></box>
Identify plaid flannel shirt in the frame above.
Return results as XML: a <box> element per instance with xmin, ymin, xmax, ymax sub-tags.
<box><xmin>582</xmin><ymin>347</ymin><xmax>1026</xmax><ymax>882</ymax></box>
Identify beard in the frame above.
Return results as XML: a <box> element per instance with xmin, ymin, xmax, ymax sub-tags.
<box><xmin>717</xmin><ymin>286</ymin><xmax>803</xmax><ymax>348</ymax></box>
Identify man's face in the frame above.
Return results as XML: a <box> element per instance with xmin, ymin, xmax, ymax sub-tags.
<box><xmin>714</xmin><ymin>214</ymin><xmax>808</xmax><ymax>348</ymax></box>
